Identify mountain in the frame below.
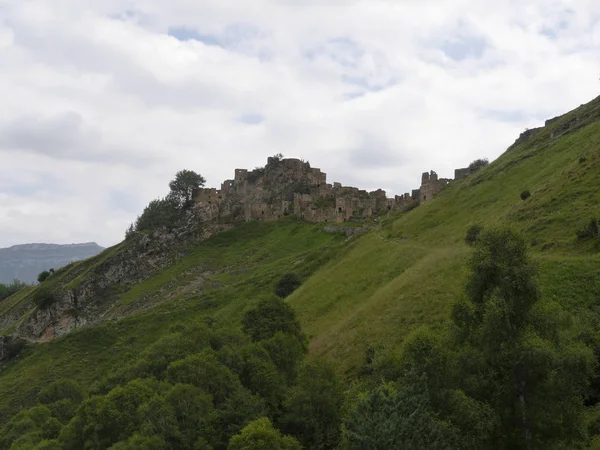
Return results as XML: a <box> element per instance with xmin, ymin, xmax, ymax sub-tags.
<box><xmin>1</xmin><ymin>95</ymin><xmax>600</xmax><ymax>447</ymax></box>
<box><xmin>0</xmin><ymin>242</ymin><xmax>105</xmax><ymax>284</ymax></box>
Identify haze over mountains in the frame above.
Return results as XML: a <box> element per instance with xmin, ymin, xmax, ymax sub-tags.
<box><xmin>0</xmin><ymin>243</ymin><xmax>105</xmax><ymax>284</ymax></box>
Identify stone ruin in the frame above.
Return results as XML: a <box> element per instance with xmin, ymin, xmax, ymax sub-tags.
<box><xmin>193</xmin><ymin>157</ymin><xmax>474</xmax><ymax>223</ymax></box>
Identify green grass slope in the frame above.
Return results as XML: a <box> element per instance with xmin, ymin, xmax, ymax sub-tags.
<box><xmin>289</xmin><ymin>95</ymin><xmax>600</xmax><ymax>374</ymax></box>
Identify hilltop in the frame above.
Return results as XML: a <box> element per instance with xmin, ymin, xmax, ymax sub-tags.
<box><xmin>0</xmin><ymin>243</ymin><xmax>104</xmax><ymax>285</ymax></box>
<box><xmin>0</xmin><ymin>95</ymin><xmax>600</xmax><ymax>447</ymax></box>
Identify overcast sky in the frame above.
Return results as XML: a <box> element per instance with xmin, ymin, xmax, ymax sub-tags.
<box><xmin>1</xmin><ymin>1</ymin><xmax>599</xmax><ymax>248</ymax></box>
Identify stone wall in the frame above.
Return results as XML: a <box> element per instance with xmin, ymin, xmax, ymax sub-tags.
<box><xmin>194</xmin><ymin>157</ymin><xmax>464</xmax><ymax>224</ymax></box>
<box><xmin>419</xmin><ymin>170</ymin><xmax>451</xmax><ymax>204</ymax></box>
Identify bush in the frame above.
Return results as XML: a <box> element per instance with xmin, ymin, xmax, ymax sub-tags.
<box><xmin>242</xmin><ymin>297</ymin><xmax>304</xmax><ymax>342</ymax></box>
<box><xmin>37</xmin><ymin>271</ymin><xmax>51</xmax><ymax>283</ymax></box>
<box><xmin>228</xmin><ymin>417</ymin><xmax>301</xmax><ymax>450</ymax></box>
<box><xmin>577</xmin><ymin>218</ymin><xmax>599</xmax><ymax>240</ymax></box>
<box><xmin>275</xmin><ymin>273</ymin><xmax>301</xmax><ymax>298</ymax></box>
<box><xmin>465</xmin><ymin>225</ymin><xmax>483</xmax><ymax>246</ymax></box>
<box><xmin>134</xmin><ymin>198</ymin><xmax>181</xmax><ymax>232</ymax></box>
<box><xmin>468</xmin><ymin>158</ymin><xmax>489</xmax><ymax>172</ymax></box>
<box><xmin>33</xmin><ymin>285</ymin><xmax>58</xmax><ymax>310</ymax></box>
<box><xmin>39</xmin><ymin>379</ymin><xmax>85</xmax><ymax>405</ymax></box>
<box><xmin>520</xmin><ymin>190</ymin><xmax>531</xmax><ymax>200</ymax></box>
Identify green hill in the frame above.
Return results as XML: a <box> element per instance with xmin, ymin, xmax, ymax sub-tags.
<box><xmin>1</xmin><ymin>95</ymin><xmax>600</xmax><ymax>447</ymax></box>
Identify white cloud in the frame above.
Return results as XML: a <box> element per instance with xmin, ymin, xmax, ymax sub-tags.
<box><xmin>0</xmin><ymin>0</ymin><xmax>599</xmax><ymax>247</ymax></box>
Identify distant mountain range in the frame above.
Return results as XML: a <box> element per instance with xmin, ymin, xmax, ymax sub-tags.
<box><xmin>0</xmin><ymin>242</ymin><xmax>105</xmax><ymax>284</ymax></box>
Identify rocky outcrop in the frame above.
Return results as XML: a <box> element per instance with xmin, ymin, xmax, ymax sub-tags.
<box><xmin>12</xmin><ymin>208</ymin><xmax>230</xmax><ymax>342</ymax></box>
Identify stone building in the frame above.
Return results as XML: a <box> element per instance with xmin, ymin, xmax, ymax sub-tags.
<box><xmin>193</xmin><ymin>157</ymin><xmax>465</xmax><ymax>224</ymax></box>
<box><xmin>419</xmin><ymin>170</ymin><xmax>452</xmax><ymax>204</ymax></box>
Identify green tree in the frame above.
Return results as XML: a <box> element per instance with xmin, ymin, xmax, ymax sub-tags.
<box><xmin>134</xmin><ymin>198</ymin><xmax>181</xmax><ymax>232</ymax></box>
<box><xmin>167</xmin><ymin>169</ymin><xmax>206</xmax><ymax>209</ymax></box>
<box><xmin>228</xmin><ymin>417</ymin><xmax>301</xmax><ymax>450</ymax></box>
<box><xmin>242</xmin><ymin>297</ymin><xmax>304</xmax><ymax>343</ymax></box>
<box><xmin>342</xmin><ymin>371</ymin><xmax>458</xmax><ymax>450</ymax></box>
<box><xmin>281</xmin><ymin>358</ymin><xmax>344</xmax><ymax>449</ymax></box>
<box><xmin>108</xmin><ymin>433</ymin><xmax>166</xmax><ymax>449</ymax></box>
<box><xmin>237</xmin><ymin>343</ymin><xmax>287</xmax><ymax>412</ymax></box>
<box><xmin>468</xmin><ymin>158</ymin><xmax>489</xmax><ymax>172</ymax></box>
<box><xmin>37</xmin><ymin>270</ymin><xmax>51</xmax><ymax>283</ymax></box>
<box><xmin>59</xmin><ymin>378</ymin><xmax>164</xmax><ymax>449</ymax></box>
<box><xmin>163</xmin><ymin>384</ymin><xmax>214</xmax><ymax>448</ymax></box>
<box><xmin>452</xmin><ymin>227</ymin><xmax>594</xmax><ymax>449</ymax></box>
<box><xmin>262</xmin><ymin>332</ymin><xmax>307</xmax><ymax>383</ymax></box>
<box><xmin>0</xmin><ymin>405</ymin><xmax>62</xmax><ymax>449</ymax></box>
<box><xmin>39</xmin><ymin>379</ymin><xmax>85</xmax><ymax>405</ymax></box>
<box><xmin>275</xmin><ymin>273</ymin><xmax>301</xmax><ymax>298</ymax></box>
<box><xmin>166</xmin><ymin>349</ymin><xmax>240</xmax><ymax>406</ymax></box>
<box><xmin>39</xmin><ymin>379</ymin><xmax>86</xmax><ymax>425</ymax></box>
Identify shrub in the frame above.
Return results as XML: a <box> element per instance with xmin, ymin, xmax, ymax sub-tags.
<box><xmin>468</xmin><ymin>158</ymin><xmax>489</xmax><ymax>172</ymax></box>
<box><xmin>33</xmin><ymin>285</ymin><xmax>58</xmax><ymax>310</ymax></box>
<box><xmin>577</xmin><ymin>218</ymin><xmax>599</xmax><ymax>240</ymax></box>
<box><xmin>39</xmin><ymin>379</ymin><xmax>85</xmax><ymax>405</ymax></box>
<box><xmin>37</xmin><ymin>271</ymin><xmax>51</xmax><ymax>283</ymax></box>
<box><xmin>520</xmin><ymin>190</ymin><xmax>531</xmax><ymax>200</ymax></box>
<box><xmin>228</xmin><ymin>417</ymin><xmax>301</xmax><ymax>450</ymax></box>
<box><xmin>465</xmin><ymin>225</ymin><xmax>483</xmax><ymax>246</ymax></box>
<box><xmin>242</xmin><ymin>297</ymin><xmax>304</xmax><ymax>342</ymax></box>
<box><xmin>134</xmin><ymin>198</ymin><xmax>181</xmax><ymax>232</ymax></box>
<box><xmin>275</xmin><ymin>273</ymin><xmax>301</xmax><ymax>298</ymax></box>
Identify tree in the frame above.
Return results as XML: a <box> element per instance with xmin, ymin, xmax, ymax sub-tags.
<box><xmin>167</xmin><ymin>169</ymin><xmax>206</xmax><ymax>209</ymax></box>
<box><xmin>37</xmin><ymin>271</ymin><xmax>51</xmax><ymax>283</ymax></box>
<box><xmin>39</xmin><ymin>379</ymin><xmax>85</xmax><ymax>405</ymax></box>
<box><xmin>134</xmin><ymin>198</ymin><xmax>180</xmax><ymax>232</ymax></box>
<box><xmin>281</xmin><ymin>358</ymin><xmax>344</xmax><ymax>449</ymax></box>
<box><xmin>242</xmin><ymin>297</ymin><xmax>304</xmax><ymax>343</ymax></box>
<box><xmin>275</xmin><ymin>273</ymin><xmax>301</xmax><ymax>298</ymax></box>
<box><xmin>228</xmin><ymin>417</ymin><xmax>301</xmax><ymax>450</ymax></box>
<box><xmin>0</xmin><ymin>406</ymin><xmax>62</xmax><ymax>450</ymax></box>
<box><xmin>342</xmin><ymin>371</ymin><xmax>458</xmax><ymax>450</ymax></box>
<box><xmin>451</xmin><ymin>227</ymin><xmax>594</xmax><ymax>449</ymax></box>
<box><xmin>166</xmin><ymin>349</ymin><xmax>240</xmax><ymax>406</ymax></box>
<box><xmin>468</xmin><ymin>158</ymin><xmax>489</xmax><ymax>172</ymax></box>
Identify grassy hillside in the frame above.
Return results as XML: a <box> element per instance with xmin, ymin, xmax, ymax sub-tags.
<box><xmin>289</xmin><ymin>95</ymin><xmax>600</xmax><ymax>374</ymax></box>
<box><xmin>0</xmin><ymin>219</ymin><xmax>346</xmax><ymax>422</ymax></box>
<box><xmin>2</xmin><ymin>94</ymin><xmax>600</xmax><ymax>425</ymax></box>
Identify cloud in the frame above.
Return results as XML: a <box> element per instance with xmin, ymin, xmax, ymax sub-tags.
<box><xmin>0</xmin><ymin>0</ymin><xmax>600</xmax><ymax>248</ymax></box>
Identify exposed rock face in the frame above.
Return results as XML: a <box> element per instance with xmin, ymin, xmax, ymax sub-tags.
<box><xmin>0</xmin><ymin>242</ymin><xmax>104</xmax><ymax>284</ymax></box>
<box><xmin>12</xmin><ymin>213</ymin><xmax>230</xmax><ymax>342</ymax></box>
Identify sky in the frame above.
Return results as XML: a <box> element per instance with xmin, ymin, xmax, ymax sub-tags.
<box><xmin>1</xmin><ymin>0</ymin><xmax>599</xmax><ymax>248</ymax></box>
